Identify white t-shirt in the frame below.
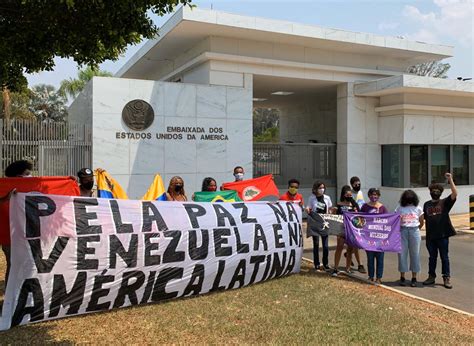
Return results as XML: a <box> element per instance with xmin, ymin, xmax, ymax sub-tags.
<box><xmin>395</xmin><ymin>205</ymin><xmax>424</xmax><ymax>227</ymax></box>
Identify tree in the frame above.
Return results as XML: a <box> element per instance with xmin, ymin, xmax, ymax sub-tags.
<box><xmin>407</xmin><ymin>61</ymin><xmax>451</xmax><ymax>78</ymax></box>
<box><xmin>59</xmin><ymin>66</ymin><xmax>113</xmax><ymax>100</ymax></box>
<box><xmin>0</xmin><ymin>1</ymin><xmax>193</xmax><ymax>92</ymax></box>
<box><xmin>0</xmin><ymin>89</ymin><xmax>35</xmax><ymax>120</ymax></box>
<box><xmin>29</xmin><ymin>85</ymin><xmax>68</xmax><ymax>122</ymax></box>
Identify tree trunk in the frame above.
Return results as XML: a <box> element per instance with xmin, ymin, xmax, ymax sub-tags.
<box><xmin>2</xmin><ymin>87</ymin><xmax>11</xmax><ymax>122</ymax></box>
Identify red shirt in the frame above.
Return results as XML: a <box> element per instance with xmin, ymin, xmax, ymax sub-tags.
<box><xmin>279</xmin><ymin>191</ymin><xmax>304</xmax><ymax>206</ymax></box>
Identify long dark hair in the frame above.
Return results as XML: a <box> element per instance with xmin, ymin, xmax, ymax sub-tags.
<box><xmin>339</xmin><ymin>185</ymin><xmax>352</xmax><ymax>202</ymax></box>
<box><xmin>201</xmin><ymin>177</ymin><xmax>216</xmax><ymax>192</ymax></box>
<box><xmin>312</xmin><ymin>180</ymin><xmax>325</xmax><ymax>194</ymax></box>
<box><xmin>400</xmin><ymin>189</ymin><xmax>419</xmax><ymax>207</ymax></box>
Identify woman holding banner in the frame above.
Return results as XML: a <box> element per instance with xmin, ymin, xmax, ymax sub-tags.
<box><xmin>361</xmin><ymin>188</ymin><xmax>388</xmax><ymax>284</ymax></box>
<box><xmin>395</xmin><ymin>190</ymin><xmax>424</xmax><ymax>287</ymax></box>
<box><xmin>166</xmin><ymin>176</ymin><xmax>188</xmax><ymax>201</ymax></box>
<box><xmin>306</xmin><ymin>181</ymin><xmax>333</xmax><ymax>271</ymax></box>
<box><xmin>332</xmin><ymin>185</ymin><xmax>360</xmax><ymax>277</ymax></box>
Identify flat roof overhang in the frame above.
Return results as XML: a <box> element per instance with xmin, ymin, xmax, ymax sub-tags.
<box><xmin>354</xmin><ymin>75</ymin><xmax>474</xmax><ymax>97</ymax></box>
<box><xmin>116</xmin><ymin>7</ymin><xmax>454</xmax><ymax>79</ymax></box>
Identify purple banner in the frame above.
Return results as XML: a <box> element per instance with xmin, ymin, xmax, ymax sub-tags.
<box><xmin>343</xmin><ymin>213</ymin><xmax>401</xmax><ymax>252</ymax></box>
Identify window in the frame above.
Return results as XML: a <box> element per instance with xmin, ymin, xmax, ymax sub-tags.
<box><xmin>382</xmin><ymin>145</ymin><xmax>472</xmax><ymax>188</ymax></box>
<box><xmin>431</xmin><ymin>145</ymin><xmax>450</xmax><ymax>183</ymax></box>
<box><xmin>410</xmin><ymin>145</ymin><xmax>428</xmax><ymax>187</ymax></box>
<box><xmin>382</xmin><ymin>145</ymin><xmax>402</xmax><ymax>187</ymax></box>
<box><xmin>453</xmin><ymin>145</ymin><xmax>469</xmax><ymax>185</ymax></box>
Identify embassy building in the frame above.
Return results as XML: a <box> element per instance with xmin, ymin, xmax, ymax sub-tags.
<box><xmin>69</xmin><ymin>7</ymin><xmax>474</xmax><ymax>213</ymax></box>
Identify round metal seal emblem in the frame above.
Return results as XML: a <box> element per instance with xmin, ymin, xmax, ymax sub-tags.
<box><xmin>122</xmin><ymin>100</ymin><xmax>154</xmax><ymax>131</ymax></box>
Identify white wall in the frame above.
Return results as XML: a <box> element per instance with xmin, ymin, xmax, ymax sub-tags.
<box><xmin>70</xmin><ymin>77</ymin><xmax>253</xmax><ymax>199</ymax></box>
<box><xmin>337</xmin><ymin>82</ymin><xmax>381</xmax><ymax>191</ymax></box>
<box><xmin>380</xmin><ymin>186</ymin><xmax>473</xmax><ymax>214</ymax></box>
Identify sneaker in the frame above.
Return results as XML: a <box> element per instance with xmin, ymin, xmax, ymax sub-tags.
<box><xmin>345</xmin><ymin>267</ymin><xmax>352</xmax><ymax>274</ymax></box>
<box><xmin>358</xmin><ymin>265</ymin><xmax>367</xmax><ymax>274</ymax></box>
<box><xmin>411</xmin><ymin>278</ymin><xmax>417</xmax><ymax>287</ymax></box>
<box><xmin>423</xmin><ymin>276</ymin><xmax>436</xmax><ymax>285</ymax></box>
<box><xmin>399</xmin><ymin>277</ymin><xmax>406</xmax><ymax>286</ymax></box>
<box><xmin>368</xmin><ymin>277</ymin><xmax>374</xmax><ymax>282</ymax></box>
<box><xmin>331</xmin><ymin>269</ymin><xmax>339</xmax><ymax>277</ymax></box>
<box><xmin>443</xmin><ymin>277</ymin><xmax>453</xmax><ymax>289</ymax></box>
<box><xmin>323</xmin><ymin>265</ymin><xmax>331</xmax><ymax>271</ymax></box>
<box><xmin>375</xmin><ymin>278</ymin><xmax>382</xmax><ymax>285</ymax></box>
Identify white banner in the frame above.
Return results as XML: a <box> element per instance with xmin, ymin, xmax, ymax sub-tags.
<box><xmin>1</xmin><ymin>193</ymin><xmax>302</xmax><ymax>330</ymax></box>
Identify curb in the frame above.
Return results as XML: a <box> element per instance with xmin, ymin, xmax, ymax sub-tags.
<box><xmin>301</xmin><ymin>256</ymin><xmax>474</xmax><ymax>318</ymax></box>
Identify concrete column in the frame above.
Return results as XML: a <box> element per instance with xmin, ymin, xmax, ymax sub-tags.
<box><xmin>337</xmin><ymin>82</ymin><xmax>381</xmax><ymax>194</ymax></box>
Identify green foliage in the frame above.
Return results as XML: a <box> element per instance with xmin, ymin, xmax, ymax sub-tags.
<box><xmin>0</xmin><ymin>89</ymin><xmax>35</xmax><ymax>120</ymax></box>
<box><xmin>407</xmin><ymin>61</ymin><xmax>451</xmax><ymax>78</ymax></box>
<box><xmin>253</xmin><ymin>108</ymin><xmax>280</xmax><ymax>142</ymax></box>
<box><xmin>59</xmin><ymin>66</ymin><xmax>113</xmax><ymax>100</ymax></box>
<box><xmin>0</xmin><ymin>0</ymin><xmax>193</xmax><ymax>91</ymax></box>
<box><xmin>254</xmin><ymin>127</ymin><xmax>279</xmax><ymax>143</ymax></box>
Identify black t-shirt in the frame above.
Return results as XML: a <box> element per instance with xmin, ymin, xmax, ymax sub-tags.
<box><xmin>315</xmin><ymin>195</ymin><xmax>327</xmax><ymax>214</ymax></box>
<box><xmin>423</xmin><ymin>195</ymin><xmax>456</xmax><ymax>240</ymax></box>
<box><xmin>336</xmin><ymin>200</ymin><xmax>359</xmax><ymax>215</ymax></box>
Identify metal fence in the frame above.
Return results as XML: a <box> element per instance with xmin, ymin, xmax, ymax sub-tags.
<box><xmin>253</xmin><ymin>142</ymin><xmax>337</xmax><ymax>187</ymax></box>
<box><xmin>0</xmin><ymin>119</ymin><xmax>92</xmax><ymax>177</ymax></box>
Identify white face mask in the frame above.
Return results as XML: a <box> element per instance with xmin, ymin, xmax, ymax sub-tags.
<box><xmin>317</xmin><ymin>188</ymin><xmax>325</xmax><ymax>195</ymax></box>
<box><xmin>234</xmin><ymin>173</ymin><xmax>244</xmax><ymax>181</ymax></box>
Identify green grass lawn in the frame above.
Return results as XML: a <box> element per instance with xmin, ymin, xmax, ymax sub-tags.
<box><xmin>0</xmin><ymin>261</ymin><xmax>472</xmax><ymax>344</ymax></box>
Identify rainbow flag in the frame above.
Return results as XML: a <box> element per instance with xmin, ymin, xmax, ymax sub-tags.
<box><xmin>141</xmin><ymin>174</ymin><xmax>167</xmax><ymax>201</ymax></box>
<box><xmin>96</xmin><ymin>170</ymin><xmax>128</xmax><ymax>199</ymax></box>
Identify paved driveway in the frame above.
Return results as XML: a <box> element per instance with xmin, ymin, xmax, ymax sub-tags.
<box><xmin>303</xmin><ymin>232</ymin><xmax>474</xmax><ymax>314</ymax></box>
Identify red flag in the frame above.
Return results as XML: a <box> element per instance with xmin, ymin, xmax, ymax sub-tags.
<box><xmin>0</xmin><ymin>177</ymin><xmax>80</xmax><ymax>245</ymax></box>
<box><xmin>222</xmin><ymin>174</ymin><xmax>279</xmax><ymax>201</ymax></box>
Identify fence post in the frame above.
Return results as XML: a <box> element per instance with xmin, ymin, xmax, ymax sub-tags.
<box><xmin>470</xmin><ymin>195</ymin><xmax>474</xmax><ymax>230</ymax></box>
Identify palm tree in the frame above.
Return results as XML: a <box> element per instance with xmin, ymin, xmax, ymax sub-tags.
<box><xmin>59</xmin><ymin>66</ymin><xmax>112</xmax><ymax>100</ymax></box>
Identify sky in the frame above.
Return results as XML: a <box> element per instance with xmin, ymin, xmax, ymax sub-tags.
<box><xmin>26</xmin><ymin>0</ymin><xmax>474</xmax><ymax>89</ymax></box>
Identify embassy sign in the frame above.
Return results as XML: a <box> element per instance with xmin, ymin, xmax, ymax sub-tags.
<box><xmin>118</xmin><ymin>99</ymin><xmax>229</xmax><ymax>141</ymax></box>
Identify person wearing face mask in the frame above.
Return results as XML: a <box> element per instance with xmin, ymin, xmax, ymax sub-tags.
<box><xmin>279</xmin><ymin>178</ymin><xmax>304</xmax><ymax>208</ymax></box>
<box><xmin>361</xmin><ymin>188</ymin><xmax>388</xmax><ymax>284</ymax></box>
<box><xmin>77</xmin><ymin>168</ymin><xmax>95</xmax><ymax>197</ymax></box>
<box><xmin>347</xmin><ymin>176</ymin><xmax>367</xmax><ymax>274</ymax></box>
<box><xmin>233</xmin><ymin>166</ymin><xmax>245</xmax><ymax>182</ymax></box>
<box><xmin>332</xmin><ymin>185</ymin><xmax>363</xmax><ymax>276</ymax></box>
<box><xmin>166</xmin><ymin>176</ymin><xmax>188</xmax><ymax>201</ymax></box>
<box><xmin>306</xmin><ymin>181</ymin><xmax>333</xmax><ymax>271</ymax></box>
<box><xmin>192</xmin><ymin>177</ymin><xmax>218</xmax><ymax>200</ymax></box>
<box><xmin>1</xmin><ymin>160</ymin><xmax>33</xmax><ymax>288</ymax></box>
<box><xmin>422</xmin><ymin>173</ymin><xmax>457</xmax><ymax>289</ymax></box>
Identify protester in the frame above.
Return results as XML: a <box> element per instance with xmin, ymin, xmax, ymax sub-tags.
<box><xmin>0</xmin><ymin>160</ymin><xmax>33</xmax><ymax>287</ymax></box>
<box><xmin>166</xmin><ymin>176</ymin><xmax>188</xmax><ymax>201</ymax></box>
<box><xmin>423</xmin><ymin>173</ymin><xmax>457</xmax><ymax>289</ymax></box>
<box><xmin>396</xmin><ymin>190</ymin><xmax>424</xmax><ymax>287</ymax></box>
<box><xmin>348</xmin><ymin>176</ymin><xmax>366</xmax><ymax>274</ymax></box>
<box><xmin>361</xmin><ymin>188</ymin><xmax>388</xmax><ymax>284</ymax></box>
<box><xmin>77</xmin><ymin>168</ymin><xmax>95</xmax><ymax>197</ymax></box>
<box><xmin>332</xmin><ymin>185</ymin><xmax>365</xmax><ymax>276</ymax></box>
<box><xmin>233</xmin><ymin>166</ymin><xmax>245</xmax><ymax>182</ymax></box>
<box><xmin>350</xmin><ymin>176</ymin><xmax>365</xmax><ymax>208</ymax></box>
<box><xmin>306</xmin><ymin>181</ymin><xmax>332</xmax><ymax>271</ymax></box>
<box><xmin>279</xmin><ymin>178</ymin><xmax>304</xmax><ymax>208</ymax></box>
<box><xmin>201</xmin><ymin>177</ymin><xmax>218</xmax><ymax>192</ymax></box>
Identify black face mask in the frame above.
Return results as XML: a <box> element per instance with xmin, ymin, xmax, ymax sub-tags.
<box><xmin>344</xmin><ymin>196</ymin><xmax>353</xmax><ymax>202</ymax></box>
<box><xmin>430</xmin><ymin>191</ymin><xmax>441</xmax><ymax>200</ymax></box>
<box><xmin>81</xmin><ymin>181</ymin><xmax>94</xmax><ymax>190</ymax></box>
<box><xmin>174</xmin><ymin>185</ymin><xmax>183</xmax><ymax>192</ymax></box>
<box><xmin>352</xmin><ymin>184</ymin><xmax>361</xmax><ymax>192</ymax></box>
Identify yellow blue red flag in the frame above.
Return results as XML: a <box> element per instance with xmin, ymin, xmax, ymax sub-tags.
<box><xmin>96</xmin><ymin>169</ymin><xmax>128</xmax><ymax>199</ymax></box>
<box><xmin>141</xmin><ymin>174</ymin><xmax>167</xmax><ymax>201</ymax></box>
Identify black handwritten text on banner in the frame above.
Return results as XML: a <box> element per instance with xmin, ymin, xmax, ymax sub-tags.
<box><xmin>1</xmin><ymin>193</ymin><xmax>303</xmax><ymax>330</ymax></box>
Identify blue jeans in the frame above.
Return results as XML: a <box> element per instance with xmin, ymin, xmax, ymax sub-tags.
<box><xmin>426</xmin><ymin>237</ymin><xmax>450</xmax><ymax>278</ymax></box>
<box><xmin>312</xmin><ymin>235</ymin><xmax>329</xmax><ymax>267</ymax></box>
<box><xmin>366</xmin><ymin>251</ymin><xmax>384</xmax><ymax>279</ymax></box>
<box><xmin>398</xmin><ymin>226</ymin><xmax>421</xmax><ymax>273</ymax></box>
